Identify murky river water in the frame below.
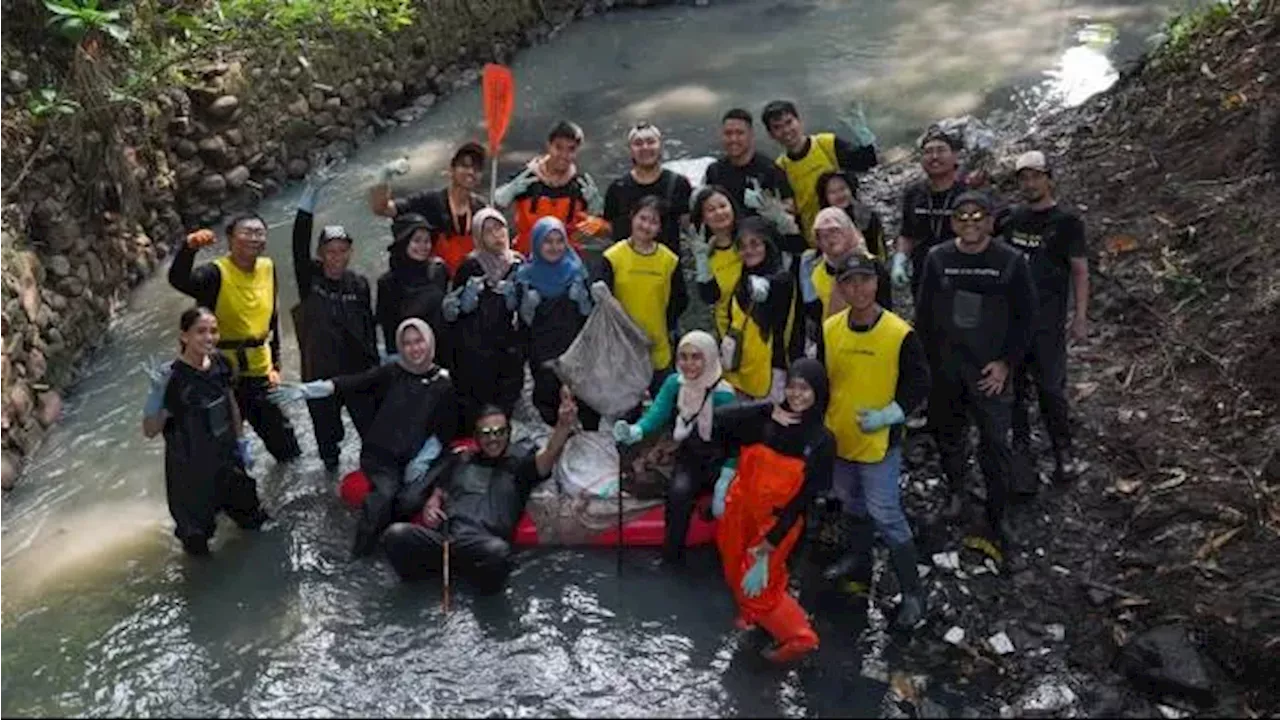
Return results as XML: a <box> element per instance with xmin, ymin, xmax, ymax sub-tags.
<box><xmin>2</xmin><ymin>0</ymin><xmax>1196</xmax><ymax>715</ymax></box>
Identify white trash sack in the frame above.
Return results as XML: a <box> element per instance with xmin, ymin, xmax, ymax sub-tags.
<box><xmin>549</xmin><ymin>283</ymin><xmax>652</xmax><ymax>419</ymax></box>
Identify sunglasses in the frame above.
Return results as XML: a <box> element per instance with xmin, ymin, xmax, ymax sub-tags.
<box><xmin>476</xmin><ymin>425</ymin><xmax>510</xmax><ymax>438</ymax></box>
<box><xmin>953</xmin><ymin>210</ymin><xmax>987</xmax><ymax>223</ymax></box>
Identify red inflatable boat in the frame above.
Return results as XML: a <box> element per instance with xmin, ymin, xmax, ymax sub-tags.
<box><xmin>337</xmin><ymin>440</ymin><xmax>717</xmax><ymax>548</ymax></box>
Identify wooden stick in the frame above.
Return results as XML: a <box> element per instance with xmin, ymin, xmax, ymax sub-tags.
<box><xmin>442</xmin><ymin>539</ymin><xmax>451</xmax><ymax>614</ymax></box>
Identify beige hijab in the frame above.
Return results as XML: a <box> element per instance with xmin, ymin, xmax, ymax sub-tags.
<box><xmin>673</xmin><ymin>331</ymin><xmax>730</xmax><ymax>443</ymax></box>
<box><xmin>812</xmin><ymin>207</ymin><xmax>868</xmax><ymax>318</ymax></box>
<box><xmin>395</xmin><ymin>318</ymin><xmax>436</xmax><ymax>374</ymax></box>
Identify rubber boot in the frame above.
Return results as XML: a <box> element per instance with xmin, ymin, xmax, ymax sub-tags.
<box><xmin>887</xmin><ymin>542</ymin><xmax>926</xmax><ymax>632</ymax></box>
<box><xmin>757</xmin><ymin>594</ymin><xmax>819</xmax><ymax>664</ymax></box>
<box><xmin>823</xmin><ymin>515</ymin><xmax>874</xmax><ymax>596</ymax></box>
<box><xmin>182</xmin><ymin>536</ymin><xmax>211</xmax><ymax>557</ymax></box>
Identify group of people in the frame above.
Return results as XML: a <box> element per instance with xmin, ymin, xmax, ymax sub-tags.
<box><xmin>139</xmin><ymin>96</ymin><xmax>1089</xmax><ymax>666</ymax></box>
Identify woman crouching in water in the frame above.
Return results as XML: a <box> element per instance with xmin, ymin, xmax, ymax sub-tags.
<box><xmin>271</xmin><ymin>319</ymin><xmax>457</xmax><ymax>557</ymax></box>
<box><xmin>142</xmin><ymin>306</ymin><xmax>269</xmax><ymax>557</ymax></box>
<box><xmin>714</xmin><ymin>358</ymin><xmax>834</xmax><ymax>663</ymax></box>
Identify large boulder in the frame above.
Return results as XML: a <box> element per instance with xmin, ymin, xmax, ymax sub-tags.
<box><xmin>35</xmin><ymin>390</ymin><xmax>62</xmax><ymax>427</ymax></box>
<box><xmin>207</xmin><ymin>95</ymin><xmax>240</xmax><ymax>120</ymax></box>
<box><xmin>1</xmin><ymin>451</ymin><xmax>19</xmax><ymax>491</ymax></box>
<box><xmin>197</xmin><ymin>135</ymin><xmax>232</xmax><ymax>169</ymax></box>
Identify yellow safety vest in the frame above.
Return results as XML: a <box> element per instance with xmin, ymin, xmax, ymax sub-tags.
<box><xmin>709</xmin><ymin>245</ymin><xmax>743</xmax><ymax>337</ymax></box>
<box><xmin>776</xmin><ymin>133</ymin><xmax>839</xmax><ymax>241</ymax></box>
<box><xmin>722</xmin><ymin>292</ymin><xmax>773</xmax><ymax>399</ymax></box>
<box><xmin>212</xmin><ymin>256</ymin><xmax>276</xmax><ymax>377</ymax></box>
<box><xmin>810</xmin><ymin>260</ymin><xmax>848</xmax><ymax>320</ymax></box>
<box><xmin>604</xmin><ymin>239</ymin><xmax>680</xmax><ymax>370</ymax></box>
<box><xmin>823</xmin><ymin>309</ymin><xmax>911</xmax><ymax>463</ymax></box>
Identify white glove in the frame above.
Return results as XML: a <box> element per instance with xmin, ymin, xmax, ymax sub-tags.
<box><xmin>379</xmin><ymin>157</ymin><xmax>410</xmax><ymax>183</ymax></box>
<box><xmin>890</xmin><ymin>251</ymin><xmax>911</xmax><ymax>287</ymax></box>
<box><xmin>798</xmin><ymin>250</ymin><xmax>820</xmax><ymax>304</ymax></box>
<box><xmin>743</xmin><ymin>178</ymin><xmax>765</xmax><ymax>211</ymax></box>
<box><xmin>519</xmin><ymin>288</ymin><xmax>542</xmax><ymax>325</ymax></box>
<box><xmin>493</xmin><ymin>166</ymin><xmax>537</xmax><ymax>207</ymax></box>
<box><xmin>760</xmin><ymin>191</ymin><xmax>799</xmax><ymax>235</ymax></box>
<box><xmin>747</xmin><ymin>275</ymin><xmax>770</xmax><ymax>303</ymax></box>
<box><xmin>590</xmin><ymin>280</ymin><xmax>613</xmax><ymax>304</ymax></box>
<box><xmin>684</xmin><ymin>226</ymin><xmax>712</xmax><ymax>283</ymax></box>
<box><xmin>579</xmin><ymin>173</ymin><xmax>604</xmax><ymax>216</ymax></box>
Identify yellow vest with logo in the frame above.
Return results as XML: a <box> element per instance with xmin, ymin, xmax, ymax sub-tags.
<box><xmin>776</xmin><ymin>133</ymin><xmax>839</xmax><ymax>241</ymax></box>
<box><xmin>709</xmin><ymin>245</ymin><xmax>743</xmax><ymax>337</ymax></box>
<box><xmin>605</xmin><ymin>240</ymin><xmax>680</xmax><ymax>370</ymax></box>
<box><xmin>212</xmin><ymin>256</ymin><xmax>276</xmax><ymax>377</ymax></box>
<box><xmin>722</xmin><ymin>292</ymin><xmax>773</xmax><ymax>399</ymax></box>
<box><xmin>823</xmin><ymin>309</ymin><xmax>911</xmax><ymax>463</ymax></box>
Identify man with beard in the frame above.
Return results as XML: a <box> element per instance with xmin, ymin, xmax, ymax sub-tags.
<box><xmin>1003</xmin><ymin>151</ymin><xmax>1089</xmax><ymax>487</ymax></box>
<box><xmin>369</xmin><ymin>142</ymin><xmax>488</xmax><ymax>277</ymax></box>
<box><xmin>914</xmin><ymin>192</ymin><xmax>1036</xmax><ymax>565</ymax></box>
<box><xmin>602</xmin><ymin>122</ymin><xmax>694</xmax><ymax>253</ymax></box>
<box><xmin>381</xmin><ymin>388</ymin><xmax>578</xmax><ymax>592</ymax></box>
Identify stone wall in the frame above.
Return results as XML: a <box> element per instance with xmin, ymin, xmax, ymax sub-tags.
<box><xmin>0</xmin><ymin>0</ymin><xmax>664</xmax><ymax>490</ymax></box>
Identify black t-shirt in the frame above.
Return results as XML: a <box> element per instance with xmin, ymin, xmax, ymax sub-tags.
<box><xmin>603</xmin><ymin>169</ymin><xmax>693</xmax><ymax>252</ymax></box>
<box><xmin>394</xmin><ymin>188</ymin><xmax>486</xmax><ymax>237</ymax></box>
<box><xmin>1002</xmin><ymin>204</ymin><xmax>1086</xmax><ymax>305</ymax></box>
<box><xmin>899</xmin><ymin>180</ymin><xmax>965</xmax><ymax>270</ymax></box>
<box><xmin>704</xmin><ymin>153</ymin><xmax>794</xmax><ymax>217</ymax></box>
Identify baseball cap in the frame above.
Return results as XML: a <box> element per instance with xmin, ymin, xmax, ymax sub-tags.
<box><xmin>919</xmin><ymin>125</ymin><xmax>962</xmax><ymax>151</ymax></box>
<box><xmin>318</xmin><ymin>225</ymin><xmax>353</xmax><ymax>247</ymax></box>
<box><xmin>1015</xmin><ymin>150</ymin><xmax>1050</xmax><ymax>174</ymax></box>
<box><xmin>835</xmin><ymin>253</ymin><xmax>882</xmax><ymax>282</ymax></box>
<box><xmin>952</xmin><ymin>190</ymin><xmax>993</xmax><ymax>214</ymax></box>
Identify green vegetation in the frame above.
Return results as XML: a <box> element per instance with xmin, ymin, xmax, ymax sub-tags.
<box><xmin>43</xmin><ymin>0</ymin><xmax>131</xmax><ymax>45</ymax></box>
<box><xmin>1155</xmin><ymin>0</ymin><xmax>1235</xmax><ymax>66</ymax></box>
<box><xmin>26</xmin><ymin>87</ymin><xmax>81</xmax><ymax>120</ymax></box>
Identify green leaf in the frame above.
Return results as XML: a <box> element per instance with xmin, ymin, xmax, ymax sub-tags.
<box><xmin>43</xmin><ymin>0</ymin><xmax>77</xmax><ymax>16</ymax></box>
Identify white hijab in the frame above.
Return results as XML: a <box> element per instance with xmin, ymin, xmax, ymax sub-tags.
<box><xmin>673</xmin><ymin>331</ymin><xmax>729</xmax><ymax>443</ymax></box>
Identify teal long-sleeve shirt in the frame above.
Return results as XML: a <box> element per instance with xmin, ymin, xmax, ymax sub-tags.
<box><xmin>635</xmin><ymin>373</ymin><xmax>740</xmax><ymax>468</ymax></box>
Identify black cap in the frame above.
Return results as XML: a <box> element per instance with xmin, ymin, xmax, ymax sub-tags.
<box><xmin>318</xmin><ymin>225</ymin><xmax>353</xmax><ymax>247</ymax></box>
<box><xmin>952</xmin><ymin>190</ymin><xmax>993</xmax><ymax>214</ymax></box>
<box><xmin>835</xmin><ymin>253</ymin><xmax>882</xmax><ymax>282</ymax></box>
<box><xmin>452</xmin><ymin>142</ymin><xmax>486</xmax><ymax>167</ymax></box>
<box><xmin>919</xmin><ymin>125</ymin><xmax>962</xmax><ymax>151</ymax></box>
<box><xmin>391</xmin><ymin>213</ymin><xmax>433</xmax><ymax>245</ymax></box>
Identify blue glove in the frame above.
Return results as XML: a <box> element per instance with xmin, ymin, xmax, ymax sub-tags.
<box><xmin>140</xmin><ymin>357</ymin><xmax>174</xmax><ymax>417</ymax></box>
<box><xmin>458</xmin><ymin>276</ymin><xmax>483</xmax><ymax>315</ymax></box>
<box><xmin>579</xmin><ymin>173</ymin><xmax>604</xmax><ymax>216</ymax></box>
<box><xmin>595</xmin><ymin>478</ymin><xmax>620</xmax><ymax>499</ymax></box>
<box><xmin>890</xmin><ymin>251</ymin><xmax>911</xmax><ymax>288</ymax></box>
<box><xmin>235</xmin><ymin>437</ymin><xmax>253</xmax><ymax>469</ymax></box>
<box><xmin>843</xmin><ymin>101</ymin><xmax>878</xmax><ymax>148</ymax></box>
<box><xmin>747</xmin><ymin>275</ymin><xmax>770</xmax><ymax>303</ymax></box>
<box><xmin>685</xmin><ymin>227</ymin><xmax>712</xmax><ymax>283</ymax></box>
<box><xmin>858</xmin><ymin>401</ymin><xmax>905</xmax><ymax>433</ymax></box>
<box><xmin>798</xmin><ymin>250</ymin><xmax>820</xmax><ymax>304</ymax></box>
<box><xmin>299</xmin><ymin>158</ymin><xmax>340</xmax><ymax>213</ymax></box>
<box><xmin>379</xmin><ymin>158</ymin><xmax>410</xmax><ymax>183</ymax></box>
<box><xmin>441</xmin><ymin>292</ymin><xmax>462</xmax><ymax>322</ymax></box>
<box><xmin>518</xmin><ymin>288</ymin><xmax>542</xmax><ymax>325</ymax></box>
<box><xmin>712</xmin><ymin>464</ymin><xmax>735</xmax><ymax>518</ymax></box>
<box><xmin>743</xmin><ymin>178</ymin><xmax>765</xmax><ymax>211</ymax></box>
<box><xmin>741</xmin><ymin>546</ymin><xmax>771</xmax><ymax>598</ymax></box>
<box><xmin>568</xmin><ymin>279</ymin><xmax>593</xmax><ymax>316</ymax></box>
<box><xmin>404</xmin><ymin>435</ymin><xmax>442</xmax><ymax>485</ymax></box>
<box><xmin>612</xmin><ymin>420</ymin><xmax>642</xmax><ymax>446</ymax></box>
<box><xmin>493</xmin><ymin>166</ymin><xmax>537</xmax><ymax>207</ymax></box>
<box><xmin>380</xmin><ymin>352</ymin><xmax>401</xmax><ymax>366</ymax></box>
<box><xmin>267</xmin><ymin>380</ymin><xmax>334</xmax><ymax>404</ymax></box>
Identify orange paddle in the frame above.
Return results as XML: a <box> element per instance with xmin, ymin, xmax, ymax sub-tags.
<box><xmin>482</xmin><ymin>64</ymin><xmax>515</xmax><ymax>200</ymax></box>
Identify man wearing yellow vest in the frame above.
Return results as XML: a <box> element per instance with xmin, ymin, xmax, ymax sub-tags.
<box><xmin>762</xmin><ymin>100</ymin><xmax>878</xmax><ymax>240</ymax></box>
<box><xmin>819</xmin><ymin>254</ymin><xmax>930</xmax><ymax>632</ymax></box>
<box><xmin>170</xmin><ymin>215</ymin><xmax>302</xmax><ymax>463</ymax></box>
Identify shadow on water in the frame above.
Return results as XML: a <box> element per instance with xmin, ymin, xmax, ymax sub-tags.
<box><xmin>2</xmin><ymin>0</ymin><xmax>1199</xmax><ymax>714</ymax></box>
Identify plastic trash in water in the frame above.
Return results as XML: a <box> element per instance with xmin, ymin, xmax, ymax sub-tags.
<box><xmin>988</xmin><ymin>632</ymin><xmax>1015</xmax><ymax>655</ymax></box>
<box><xmin>944</xmin><ymin>627</ymin><xmax>966</xmax><ymax>645</ymax></box>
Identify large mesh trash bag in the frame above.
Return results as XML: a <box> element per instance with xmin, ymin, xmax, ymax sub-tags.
<box><xmin>550</xmin><ymin>283</ymin><xmax>652</xmax><ymax>419</ymax></box>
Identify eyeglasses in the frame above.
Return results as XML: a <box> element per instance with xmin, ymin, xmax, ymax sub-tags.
<box><xmin>953</xmin><ymin>210</ymin><xmax>987</xmax><ymax>223</ymax></box>
<box><xmin>476</xmin><ymin>425</ymin><xmax>510</xmax><ymax>438</ymax></box>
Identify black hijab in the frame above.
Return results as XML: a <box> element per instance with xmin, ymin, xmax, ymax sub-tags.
<box><xmin>733</xmin><ymin>217</ymin><xmax>785</xmax><ymax>341</ymax></box>
<box><xmin>388</xmin><ymin>213</ymin><xmax>434</xmax><ymax>285</ymax></box>
<box><xmin>766</xmin><ymin>358</ymin><xmax>830</xmax><ymax>458</ymax></box>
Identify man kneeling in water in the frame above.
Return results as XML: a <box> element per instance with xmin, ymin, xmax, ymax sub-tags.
<box><xmin>382</xmin><ymin>388</ymin><xmax>577</xmax><ymax>592</ymax></box>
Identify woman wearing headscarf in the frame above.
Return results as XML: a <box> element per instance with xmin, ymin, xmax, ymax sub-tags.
<box><xmin>713</xmin><ymin>358</ymin><xmax>834</xmax><ymax>664</ymax></box>
<box><xmin>514</xmin><ymin>216</ymin><xmax>598</xmax><ymax>430</ymax></box>
<box><xmin>613</xmin><ymin>331</ymin><xmax>737</xmax><ymax>563</ymax></box>
<box><xmin>443</xmin><ymin>207</ymin><xmax>525</xmax><ymax>429</ymax></box>
<box><xmin>270</xmin><ymin>318</ymin><xmax>457</xmax><ymax>558</ymax></box>
<box><xmin>721</xmin><ymin>217</ymin><xmax>794</xmax><ymax>402</ymax></box>
<box><xmin>815</xmin><ymin>170</ymin><xmax>887</xmax><ymax>261</ymax></box>
<box><xmin>797</xmin><ymin>207</ymin><xmax>891</xmax><ymax>357</ymax></box>
<box><xmin>375</xmin><ymin>213</ymin><xmax>451</xmax><ymax>363</ymax></box>
<box><xmin>685</xmin><ymin>185</ymin><xmax>743</xmax><ymax>339</ymax></box>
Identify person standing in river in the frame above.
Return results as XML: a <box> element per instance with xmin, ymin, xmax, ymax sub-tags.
<box><xmin>1003</xmin><ymin>150</ymin><xmax>1089</xmax><ymax>488</ymax></box>
<box><xmin>375</xmin><ymin>214</ymin><xmax>452</xmax><ymax>364</ymax></box>
<box><xmin>169</xmin><ymin>217</ymin><xmax>302</xmax><ymax>464</ymax></box>
<box><xmin>491</xmin><ymin>120</ymin><xmax>608</xmax><ymax>256</ymax></box>
<box><xmin>290</xmin><ymin>163</ymin><xmax>380</xmax><ymax>472</ymax></box>
<box><xmin>602</xmin><ymin>122</ymin><xmax>693</xmax><ymax>254</ymax></box>
<box><xmin>914</xmin><ymin>191</ymin><xmax>1037</xmax><ymax>565</ymax></box>
<box><xmin>817</xmin><ymin>254</ymin><xmax>931</xmax><ymax>631</ymax></box>
<box><xmin>141</xmin><ymin>307</ymin><xmax>270</xmax><ymax>556</ymax></box>
<box><xmin>368</xmin><ymin>142</ymin><xmax>488</xmax><ymax>278</ymax></box>
<box><xmin>762</xmin><ymin>100</ymin><xmax>878</xmax><ymax>240</ymax></box>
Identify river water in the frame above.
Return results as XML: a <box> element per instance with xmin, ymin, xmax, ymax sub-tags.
<box><xmin>2</xmin><ymin>0</ymin><xmax>1194</xmax><ymax>715</ymax></box>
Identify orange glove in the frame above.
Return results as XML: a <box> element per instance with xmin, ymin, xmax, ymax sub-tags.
<box><xmin>573</xmin><ymin>215</ymin><xmax>610</xmax><ymax>239</ymax></box>
<box><xmin>187</xmin><ymin>229</ymin><xmax>216</xmax><ymax>249</ymax></box>
<box><xmin>267</xmin><ymin>369</ymin><xmax>281</xmax><ymax>388</ymax></box>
